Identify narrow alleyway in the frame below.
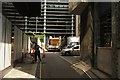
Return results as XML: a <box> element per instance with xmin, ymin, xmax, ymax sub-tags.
<box><xmin>1</xmin><ymin>1</ymin><xmax>120</xmax><ymax>79</ymax></box>
<box><xmin>41</xmin><ymin>52</ymin><xmax>90</xmax><ymax>79</ymax></box>
<box><xmin>2</xmin><ymin>52</ymin><xmax>91</xmax><ymax>80</ymax></box>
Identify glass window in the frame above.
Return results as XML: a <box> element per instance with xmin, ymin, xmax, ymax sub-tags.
<box><xmin>73</xmin><ymin>46</ymin><xmax>79</xmax><ymax>49</ymax></box>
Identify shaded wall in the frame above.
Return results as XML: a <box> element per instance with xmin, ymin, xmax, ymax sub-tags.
<box><xmin>80</xmin><ymin>28</ymin><xmax>92</xmax><ymax>66</ymax></box>
<box><xmin>112</xmin><ymin>2</ymin><xmax>120</xmax><ymax>78</ymax></box>
<box><xmin>94</xmin><ymin>3</ymin><xmax>112</xmax><ymax>76</ymax></box>
<box><xmin>97</xmin><ymin>47</ymin><xmax>112</xmax><ymax>75</ymax></box>
<box><xmin>14</xmin><ymin>26</ymin><xmax>23</xmax><ymax>61</ymax></box>
<box><xmin>23</xmin><ymin>33</ymin><xmax>28</xmax><ymax>53</ymax></box>
<box><xmin>80</xmin><ymin>5</ymin><xmax>93</xmax><ymax>66</ymax></box>
<box><xmin>14</xmin><ymin>26</ymin><xmax>28</xmax><ymax>62</ymax></box>
<box><xmin>118</xmin><ymin>50</ymin><xmax>120</xmax><ymax>79</ymax></box>
<box><xmin>69</xmin><ymin>2</ymin><xmax>119</xmax><ymax>78</ymax></box>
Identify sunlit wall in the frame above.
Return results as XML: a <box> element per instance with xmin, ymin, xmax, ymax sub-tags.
<box><xmin>0</xmin><ymin>11</ymin><xmax>12</xmax><ymax>73</ymax></box>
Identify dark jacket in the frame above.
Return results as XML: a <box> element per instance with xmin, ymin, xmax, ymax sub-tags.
<box><xmin>35</xmin><ymin>45</ymin><xmax>40</xmax><ymax>51</ymax></box>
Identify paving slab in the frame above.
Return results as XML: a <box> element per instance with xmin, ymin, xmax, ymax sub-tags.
<box><xmin>58</xmin><ymin>53</ymin><xmax>112</xmax><ymax>79</ymax></box>
<box><xmin>2</xmin><ymin>57</ymin><xmax>38</xmax><ymax>80</ymax></box>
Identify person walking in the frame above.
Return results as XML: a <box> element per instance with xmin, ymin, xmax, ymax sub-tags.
<box><xmin>34</xmin><ymin>43</ymin><xmax>44</xmax><ymax>63</ymax></box>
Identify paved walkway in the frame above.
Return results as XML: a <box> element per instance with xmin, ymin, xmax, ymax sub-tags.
<box><xmin>2</xmin><ymin>55</ymin><xmax>38</xmax><ymax>80</ymax></box>
<box><xmin>2</xmin><ymin>52</ymin><xmax>112</xmax><ymax>80</ymax></box>
<box><xmin>59</xmin><ymin>54</ymin><xmax>112</xmax><ymax>80</ymax></box>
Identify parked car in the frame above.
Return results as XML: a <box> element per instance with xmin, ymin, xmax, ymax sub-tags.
<box><xmin>61</xmin><ymin>45</ymin><xmax>80</xmax><ymax>56</ymax></box>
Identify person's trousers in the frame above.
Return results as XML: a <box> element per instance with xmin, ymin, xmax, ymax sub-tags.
<box><xmin>35</xmin><ymin>51</ymin><xmax>41</xmax><ymax>62</ymax></box>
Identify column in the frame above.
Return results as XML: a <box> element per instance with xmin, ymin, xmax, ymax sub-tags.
<box><xmin>25</xmin><ymin>16</ymin><xmax>27</xmax><ymax>33</ymax></box>
<box><xmin>44</xmin><ymin>0</ymin><xmax>47</xmax><ymax>46</ymax></box>
<box><xmin>71</xmin><ymin>14</ymin><xmax>74</xmax><ymax>36</ymax></box>
<box><xmin>112</xmin><ymin>3</ymin><xmax>120</xmax><ymax>78</ymax></box>
<box><xmin>28</xmin><ymin>37</ymin><xmax>31</xmax><ymax>53</ymax></box>
<box><xmin>36</xmin><ymin>17</ymin><xmax>38</xmax><ymax>33</ymax></box>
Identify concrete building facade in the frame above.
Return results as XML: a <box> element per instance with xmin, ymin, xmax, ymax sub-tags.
<box><xmin>3</xmin><ymin>1</ymin><xmax>76</xmax><ymax>46</ymax></box>
<box><xmin>0</xmin><ymin>4</ymin><xmax>12</xmax><ymax>77</ymax></box>
<box><xmin>0</xmin><ymin>2</ymin><xmax>29</xmax><ymax>78</ymax></box>
<box><xmin>69</xmin><ymin>2</ymin><xmax>120</xmax><ymax>79</ymax></box>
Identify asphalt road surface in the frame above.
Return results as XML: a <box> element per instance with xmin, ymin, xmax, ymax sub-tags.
<box><xmin>41</xmin><ymin>52</ymin><xmax>90</xmax><ymax>80</ymax></box>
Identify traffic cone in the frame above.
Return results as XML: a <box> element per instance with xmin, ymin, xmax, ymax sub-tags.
<box><xmin>42</xmin><ymin>54</ymin><xmax>46</xmax><ymax>58</ymax></box>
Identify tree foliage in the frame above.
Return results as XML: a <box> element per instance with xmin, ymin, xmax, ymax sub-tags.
<box><xmin>27</xmin><ymin>31</ymin><xmax>44</xmax><ymax>42</ymax></box>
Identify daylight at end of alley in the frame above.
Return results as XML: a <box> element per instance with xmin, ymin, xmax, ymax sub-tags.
<box><xmin>0</xmin><ymin>1</ymin><xmax>120</xmax><ymax>80</ymax></box>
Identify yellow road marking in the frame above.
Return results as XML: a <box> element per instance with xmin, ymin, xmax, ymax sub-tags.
<box><xmin>40</xmin><ymin>61</ymin><xmax>42</xmax><ymax>79</ymax></box>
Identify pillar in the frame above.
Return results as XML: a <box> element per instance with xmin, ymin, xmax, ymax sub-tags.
<box><xmin>112</xmin><ymin>2</ymin><xmax>120</xmax><ymax>78</ymax></box>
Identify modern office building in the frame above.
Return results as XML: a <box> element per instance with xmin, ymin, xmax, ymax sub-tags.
<box><xmin>41</xmin><ymin>0</ymin><xmax>76</xmax><ymax>44</ymax></box>
<box><xmin>3</xmin><ymin>0</ymin><xmax>75</xmax><ymax>45</ymax></box>
<box><xmin>41</xmin><ymin>0</ymin><xmax>75</xmax><ymax>37</ymax></box>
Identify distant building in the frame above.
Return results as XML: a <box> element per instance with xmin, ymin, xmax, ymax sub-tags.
<box><xmin>41</xmin><ymin>0</ymin><xmax>76</xmax><ymax>44</ymax></box>
<box><xmin>41</xmin><ymin>0</ymin><xmax>75</xmax><ymax>37</ymax></box>
<box><xmin>3</xmin><ymin>1</ymin><xmax>76</xmax><ymax>45</ymax></box>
